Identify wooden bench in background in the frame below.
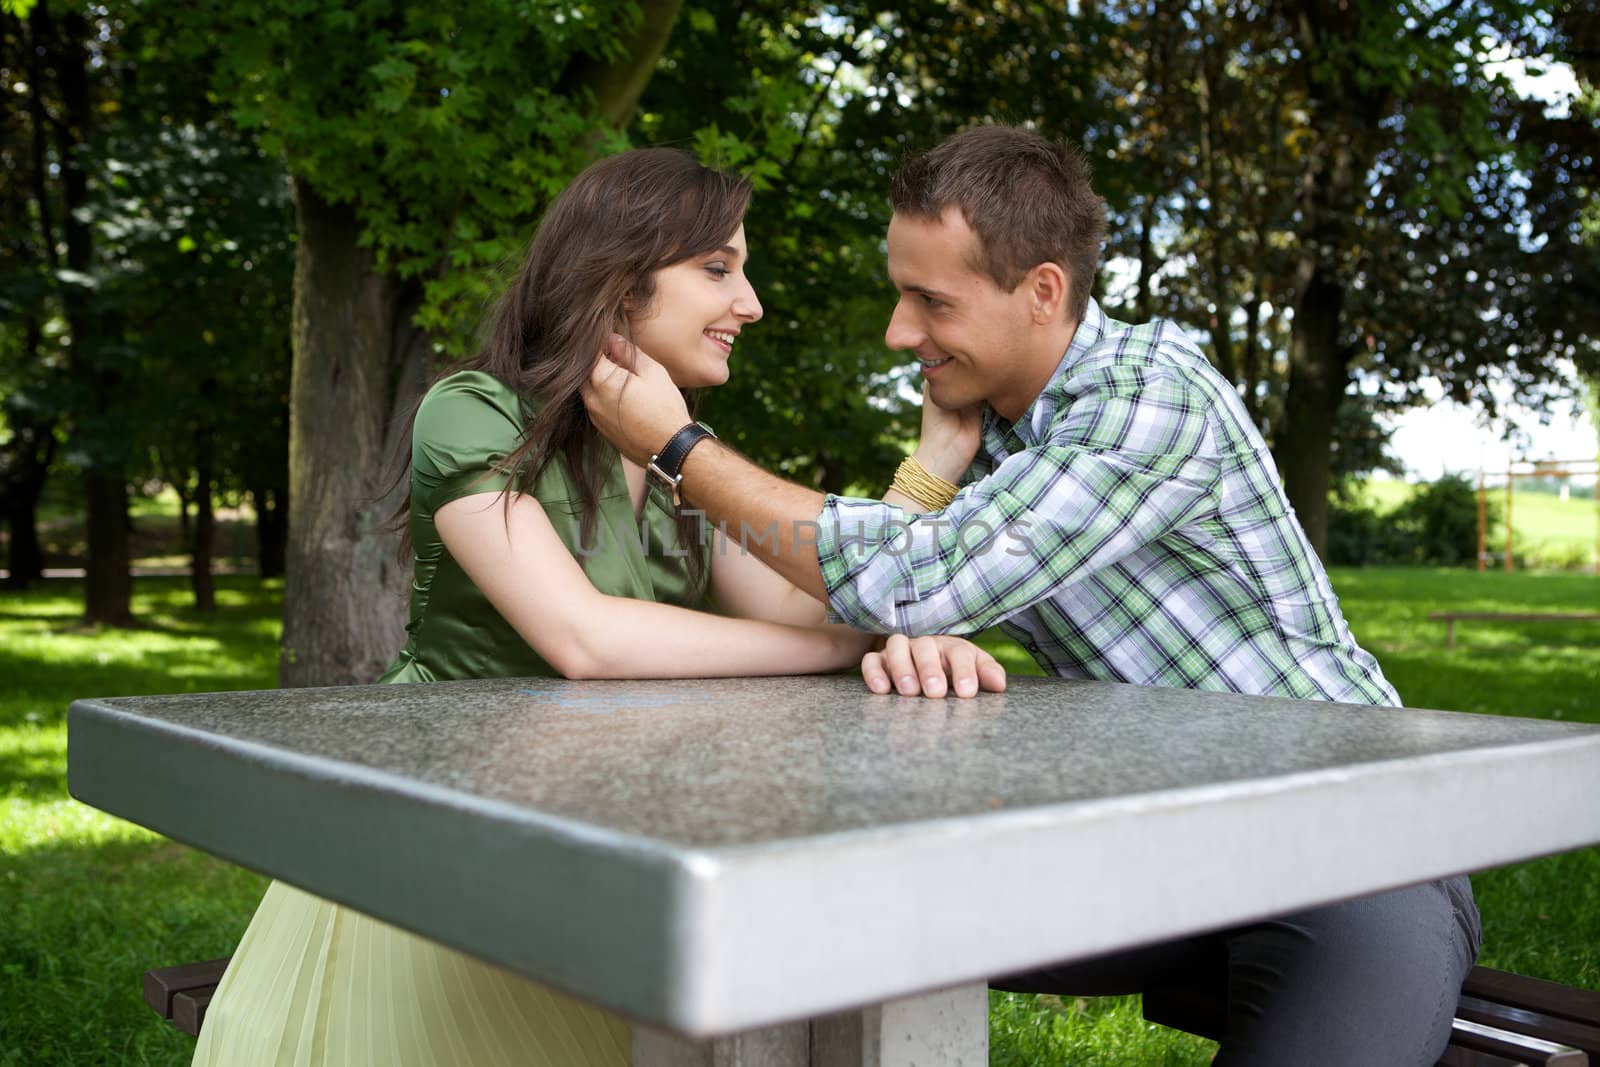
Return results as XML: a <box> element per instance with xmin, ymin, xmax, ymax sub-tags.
<box><xmin>1144</xmin><ymin>965</ymin><xmax>1600</xmax><ymax>1066</ymax></box>
<box><xmin>1429</xmin><ymin>611</ymin><xmax>1600</xmax><ymax>649</ymax></box>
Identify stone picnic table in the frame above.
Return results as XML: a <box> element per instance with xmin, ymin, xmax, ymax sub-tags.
<box><xmin>68</xmin><ymin>675</ymin><xmax>1600</xmax><ymax>1065</ymax></box>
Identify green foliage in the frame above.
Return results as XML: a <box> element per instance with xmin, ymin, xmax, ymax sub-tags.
<box><xmin>1394</xmin><ymin>474</ymin><xmax>1487</xmax><ymax>566</ymax></box>
<box><xmin>1087</xmin><ymin>0</ymin><xmax>1600</xmax><ymax>505</ymax></box>
<box><xmin>1330</xmin><ymin>474</ymin><xmax>1496</xmax><ymax>566</ymax></box>
<box><xmin>158</xmin><ymin>0</ymin><xmax>641</xmax><ymax>351</ymax></box>
<box><xmin>1326</xmin><ymin>499</ymin><xmax>1419</xmax><ymax>567</ymax></box>
<box><xmin>85</xmin><ymin>112</ymin><xmax>295</xmax><ymax>498</ymax></box>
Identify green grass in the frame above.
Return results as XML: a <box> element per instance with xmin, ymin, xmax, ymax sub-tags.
<box><xmin>1</xmin><ymin>578</ymin><xmax>279</xmax><ymax>1065</ymax></box>
<box><xmin>1330</xmin><ymin>568</ymin><xmax>1600</xmax><ymax>721</ymax></box>
<box><xmin>2</xmin><ymin>567</ymin><xmax>1598</xmax><ymax>1064</ymax></box>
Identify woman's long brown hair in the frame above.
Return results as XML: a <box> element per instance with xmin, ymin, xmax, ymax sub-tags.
<box><xmin>389</xmin><ymin>148</ymin><xmax>752</xmax><ymax>590</ymax></box>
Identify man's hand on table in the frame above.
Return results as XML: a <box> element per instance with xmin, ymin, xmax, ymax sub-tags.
<box><xmin>862</xmin><ymin>635</ymin><xmax>1007</xmax><ymax>699</ymax></box>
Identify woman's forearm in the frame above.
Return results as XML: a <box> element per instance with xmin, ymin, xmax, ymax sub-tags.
<box><xmin>555</xmin><ymin>596</ymin><xmax>873</xmax><ymax>680</ymax></box>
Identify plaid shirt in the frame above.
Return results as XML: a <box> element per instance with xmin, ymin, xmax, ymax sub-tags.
<box><xmin>817</xmin><ymin>300</ymin><xmax>1399</xmax><ymax>705</ymax></box>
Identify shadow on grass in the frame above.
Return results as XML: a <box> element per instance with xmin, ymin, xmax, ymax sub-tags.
<box><xmin>0</xmin><ymin>748</ymin><xmax>64</xmax><ymax>799</ymax></box>
<box><xmin>0</xmin><ymin>835</ymin><xmax>266</xmax><ymax>1066</ymax></box>
<box><xmin>0</xmin><ymin>647</ymin><xmax>279</xmax><ymax>731</ymax></box>
<box><xmin>0</xmin><ymin>600</ymin><xmax>277</xmax><ymax>632</ymax></box>
<box><xmin>0</xmin><ymin>608</ymin><xmax>89</xmax><ymax>624</ymax></box>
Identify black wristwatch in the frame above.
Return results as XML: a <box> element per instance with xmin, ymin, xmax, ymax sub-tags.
<box><xmin>647</xmin><ymin>422</ymin><xmax>717</xmax><ymax>506</ymax></box>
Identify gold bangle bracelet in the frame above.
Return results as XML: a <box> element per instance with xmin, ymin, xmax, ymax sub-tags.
<box><xmin>890</xmin><ymin>457</ymin><xmax>959</xmax><ymax>511</ymax></box>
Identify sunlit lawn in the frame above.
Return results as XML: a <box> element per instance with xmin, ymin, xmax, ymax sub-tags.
<box><xmin>1</xmin><ymin>578</ymin><xmax>280</xmax><ymax>1065</ymax></box>
<box><xmin>2</xmin><ymin>567</ymin><xmax>1597</xmax><ymax>1064</ymax></box>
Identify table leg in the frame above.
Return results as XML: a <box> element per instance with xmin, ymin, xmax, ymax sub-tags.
<box><xmin>812</xmin><ymin>983</ymin><xmax>989</xmax><ymax>1066</ymax></box>
<box><xmin>632</xmin><ymin>983</ymin><xmax>989</xmax><ymax>1067</ymax></box>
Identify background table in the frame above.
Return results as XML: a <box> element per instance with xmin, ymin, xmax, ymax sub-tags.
<box><xmin>69</xmin><ymin>676</ymin><xmax>1600</xmax><ymax>1064</ymax></box>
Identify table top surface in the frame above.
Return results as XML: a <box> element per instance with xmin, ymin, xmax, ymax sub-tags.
<box><xmin>69</xmin><ymin>675</ymin><xmax>1600</xmax><ymax>1035</ymax></box>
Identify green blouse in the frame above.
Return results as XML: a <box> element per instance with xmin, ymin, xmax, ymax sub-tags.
<box><xmin>381</xmin><ymin>370</ymin><xmax>708</xmax><ymax>684</ymax></box>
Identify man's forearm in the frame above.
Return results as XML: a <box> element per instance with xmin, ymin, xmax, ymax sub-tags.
<box><xmin>679</xmin><ymin>441</ymin><xmax>830</xmax><ymax>602</ymax></box>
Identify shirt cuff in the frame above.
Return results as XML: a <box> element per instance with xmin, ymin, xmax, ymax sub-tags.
<box><xmin>815</xmin><ymin>494</ymin><xmax>921</xmax><ymax>632</ymax></box>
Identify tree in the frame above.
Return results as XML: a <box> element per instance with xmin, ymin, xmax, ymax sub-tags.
<box><xmin>4</xmin><ymin>0</ymin><xmax>299</xmax><ymax>611</ymax></box>
<box><xmin>1269</xmin><ymin>0</ymin><xmax>1600</xmax><ymax>555</ymax></box>
<box><xmin>154</xmin><ymin>0</ymin><xmax>687</xmax><ymax>684</ymax></box>
<box><xmin>0</xmin><ymin>10</ymin><xmax>63</xmax><ymax>587</ymax></box>
<box><xmin>86</xmin><ymin>112</ymin><xmax>295</xmax><ymax>609</ymax></box>
<box><xmin>1081</xmin><ymin>0</ymin><xmax>1600</xmax><ymax>558</ymax></box>
<box><xmin>2</xmin><ymin>0</ymin><xmax>136</xmax><ymax>620</ymax></box>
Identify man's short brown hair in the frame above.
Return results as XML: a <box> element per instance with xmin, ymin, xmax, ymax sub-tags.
<box><xmin>890</xmin><ymin>125</ymin><xmax>1106</xmax><ymax>321</ymax></box>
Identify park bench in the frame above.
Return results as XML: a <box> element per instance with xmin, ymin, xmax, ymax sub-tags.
<box><xmin>1145</xmin><ymin>965</ymin><xmax>1600</xmax><ymax>1066</ymax></box>
<box><xmin>144</xmin><ymin>957</ymin><xmax>228</xmax><ymax>1037</ymax></box>
<box><xmin>1429</xmin><ymin>611</ymin><xmax>1600</xmax><ymax>649</ymax></box>
<box><xmin>149</xmin><ymin>955</ymin><xmax>1600</xmax><ymax>1065</ymax></box>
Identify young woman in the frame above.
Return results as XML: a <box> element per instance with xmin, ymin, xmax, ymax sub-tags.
<box><xmin>193</xmin><ymin>148</ymin><xmax>1003</xmax><ymax>1066</ymax></box>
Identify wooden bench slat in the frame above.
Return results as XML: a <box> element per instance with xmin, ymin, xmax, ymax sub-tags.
<box><xmin>1458</xmin><ymin>994</ymin><xmax>1600</xmax><ymax>1058</ymax></box>
<box><xmin>1463</xmin><ymin>967</ymin><xmax>1600</xmax><ymax>1030</ymax></box>
<box><xmin>1437</xmin><ymin>1043</ymin><xmax>1558</xmax><ymax>1067</ymax></box>
<box><xmin>172</xmin><ymin>988</ymin><xmax>214</xmax><ymax>1038</ymax></box>
<box><xmin>1446</xmin><ymin>1018</ymin><xmax>1588</xmax><ymax>1066</ymax></box>
<box><xmin>142</xmin><ymin>958</ymin><xmax>230</xmax><ymax>1019</ymax></box>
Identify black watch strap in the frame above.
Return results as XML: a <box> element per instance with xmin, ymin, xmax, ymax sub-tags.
<box><xmin>647</xmin><ymin>422</ymin><xmax>716</xmax><ymax>505</ymax></box>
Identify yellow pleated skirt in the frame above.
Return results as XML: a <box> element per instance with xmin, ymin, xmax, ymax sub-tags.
<box><xmin>192</xmin><ymin>881</ymin><xmax>631</xmax><ymax>1066</ymax></box>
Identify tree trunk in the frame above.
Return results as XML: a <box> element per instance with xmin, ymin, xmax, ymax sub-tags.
<box><xmin>191</xmin><ymin>423</ymin><xmax>215</xmax><ymax>614</ymax></box>
<box><xmin>84</xmin><ymin>472</ymin><xmax>133</xmax><ymax>625</ymax></box>
<box><xmin>1195</xmin><ymin>19</ymin><xmax>1237</xmax><ymax>385</ymax></box>
<box><xmin>0</xmin><ymin>403</ymin><xmax>55</xmax><ymax>589</ymax></box>
<box><xmin>173</xmin><ymin>472</ymin><xmax>192</xmax><ymax>551</ymax></box>
<box><xmin>279</xmin><ymin>179</ymin><xmax>426</xmax><ymax>687</ymax></box>
<box><xmin>556</xmin><ymin>0</ymin><xmax>685</xmax><ymax>127</ymax></box>
<box><xmin>1134</xmin><ymin>196</ymin><xmax>1156</xmax><ymax>321</ymax></box>
<box><xmin>4</xmin><ymin>495</ymin><xmax>45</xmax><ymax>588</ymax></box>
<box><xmin>1276</xmin><ymin>266</ymin><xmax>1348</xmax><ymax>562</ymax></box>
<box><xmin>1275</xmin><ymin>0</ymin><xmax>1390</xmax><ymax>562</ymax></box>
<box><xmin>253</xmin><ymin>485</ymin><xmax>287</xmax><ymax>580</ymax></box>
<box><xmin>1242</xmin><ymin>290</ymin><xmax>1264</xmax><ymax>427</ymax></box>
<box><xmin>48</xmin><ymin>5</ymin><xmax>134</xmax><ymax>625</ymax></box>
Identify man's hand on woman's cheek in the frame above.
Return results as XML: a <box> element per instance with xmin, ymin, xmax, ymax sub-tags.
<box><xmin>860</xmin><ymin>634</ymin><xmax>1007</xmax><ymax>698</ymax></box>
<box><xmin>581</xmin><ymin>335</ymin><xmax>691</xmax><ymax>465</ymax></box>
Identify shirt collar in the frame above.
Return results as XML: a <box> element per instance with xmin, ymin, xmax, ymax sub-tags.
<box><xmin>981</xmin><ymin>297</ymin><xmax>1108</xmax><ymax>456</ymax></box>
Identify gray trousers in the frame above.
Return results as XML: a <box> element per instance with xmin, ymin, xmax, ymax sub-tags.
<box><xmin>992</xmin><ymin>876</ymin><xmax>1481</xmax><ymax>1067</ymax></box>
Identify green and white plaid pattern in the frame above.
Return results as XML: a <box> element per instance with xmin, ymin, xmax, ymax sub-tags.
<box><xmin>818</xmin><ymin>300</ymin><xmax>1399</xmax><ymax>705</ymax></box>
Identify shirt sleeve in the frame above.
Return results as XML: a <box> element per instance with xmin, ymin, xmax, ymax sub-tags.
<box><xmin>816</xmin><ymin>365</ymin><xmax>1223</xmax><ymax>634</ymax></box>
<box><xmin>411</xmin><ymin>373</ymin><xmax>524</xmax><ymax>513</ymax></box>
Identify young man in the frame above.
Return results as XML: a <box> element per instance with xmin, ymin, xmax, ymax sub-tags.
<box><xmin>583</xmin><ymin>125</ymin><xmax>1479</xmax><ymax>1065</ymax></box>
